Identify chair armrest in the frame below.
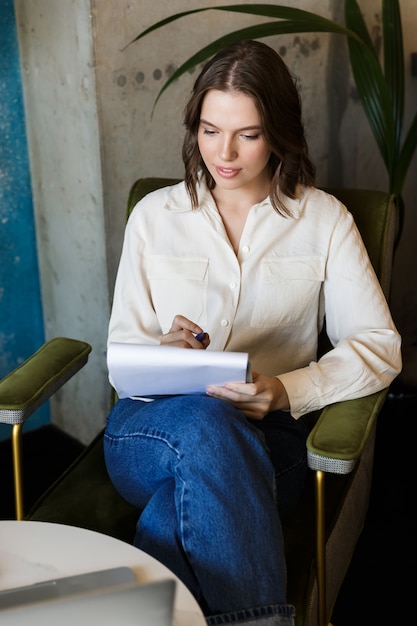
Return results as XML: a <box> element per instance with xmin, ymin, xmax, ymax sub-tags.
<box><xmin>0</xmin><ymin>337</ymin><xmax>92</xmax><ymax>425</ymax></box>
<box><xmin>306</xmin><ymin>388</ymin><xmax>388</xmax><ymax>474</ymax></box>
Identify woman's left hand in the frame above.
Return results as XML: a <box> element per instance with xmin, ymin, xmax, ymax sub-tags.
<box><xmin>206</xmin><ymin>372</ymin><xmax>290</xmax><ymax>420</ymax></box>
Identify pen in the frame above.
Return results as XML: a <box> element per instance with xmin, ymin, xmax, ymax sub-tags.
<box><xmin>195</xmin><ymin>331</ymin><xmax>208</xmax><ymax>342</ymax></box>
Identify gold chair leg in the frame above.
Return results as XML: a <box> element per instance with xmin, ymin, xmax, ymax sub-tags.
<box><xmin>315</xmin><ymin>469</ymin><xmax>326</xmax><ymax>626</ymax></box>
<box><xmin>11</xmin><ymin>422</ymin><xmax>24</xmax><ymax>520</ymax></box>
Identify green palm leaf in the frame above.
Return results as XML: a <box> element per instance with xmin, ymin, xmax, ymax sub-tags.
<box><xmin>344</xmin><ymin>0</ymin><xmax>375</xmax><ymax>48</ymax></box>
<box><xmin>151</xmin><ymin>19</ymin><xmax>359</xmax><ymax>110</ymax></box>
<box><xmin>382</xmin><ymin>0</ymin><xmax>404</xmax><ymax>152</ymax></box>
<box><xmin>345</xmin><ymin>0</ymin><xmax>396</xmax><ymax>173</ymax></box>
<box><xmin>127</xmin><ymin>4</ymin><xmax>357</xmax><ymax>47</ymax></box>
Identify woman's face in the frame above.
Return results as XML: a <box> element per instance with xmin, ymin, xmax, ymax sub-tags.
<box><xmin>197</xmin><ymin>89</ymin><xmax>272</xmax><ymax>195</ymax></box>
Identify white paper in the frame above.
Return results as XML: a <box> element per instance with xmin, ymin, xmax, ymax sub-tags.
<box><xmin>107</xmin><ymin>342</ymin><xmax>252</xmax><ymax>398</ymax></box>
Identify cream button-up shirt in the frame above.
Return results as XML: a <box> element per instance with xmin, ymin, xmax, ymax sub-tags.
<box><xmin>108</xmin><ymin>180</ymin><xmax>401</xmax><ymax>418</ymax></box>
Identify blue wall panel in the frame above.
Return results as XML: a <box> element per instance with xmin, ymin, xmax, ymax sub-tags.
<box><xmin>0</xmin><ymin>0</ymin><xmax>49</xmax><ymax>439</ymax></box>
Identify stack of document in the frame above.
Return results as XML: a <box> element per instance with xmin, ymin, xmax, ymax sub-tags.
<box><xmin>107</xmin><ymin>342</ymin><xmax>252</xmax><ymax>398</ymax></box>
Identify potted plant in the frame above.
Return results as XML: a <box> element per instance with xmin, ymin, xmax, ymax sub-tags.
<box><xmin>129</xmin><ymin>0</ymin><xmax>417</xmax><ymax>245</ymax></box>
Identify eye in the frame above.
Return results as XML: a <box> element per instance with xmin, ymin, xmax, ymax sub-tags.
<box><xmin>202</xmin><ymin>128</ymin><xmax>217</xmax><ymax>136</ymax></box>
<box><xmin>242</xmin><ymin>133</ymin><xmax>261</xmax><ymax>141</ymax></box>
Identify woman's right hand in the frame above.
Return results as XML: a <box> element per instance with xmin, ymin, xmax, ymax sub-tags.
<box><xmin>160</xmin><ymin>315</ymin><xmax>210</xmax><ymax>349</ymax></box>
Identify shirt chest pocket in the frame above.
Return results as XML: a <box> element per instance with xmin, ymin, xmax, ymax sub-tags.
<box><xmin>250</xmin><ymin>256</ymin><xmax>325</xmax><ymax>328</ymax></box>
<box><xmin>147</xmin><ymin>255</ymin><xmax>209</xmax><ymax>333</ymax></box>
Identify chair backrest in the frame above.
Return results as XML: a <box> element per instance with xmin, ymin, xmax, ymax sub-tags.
<box><xmin>128</xmin><ymin>179</ymin><xmax>396</xmax><ymax>298</ymax></box>
<box><xmin>127</xmin><ymin>177</ymin><xmax>180</xmax><ymax>219</ymax></box>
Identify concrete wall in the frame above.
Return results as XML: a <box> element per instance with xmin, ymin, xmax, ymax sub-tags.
<box><xmin>14</xmin><ymin>0</ymin><xmax>110</xmax><ymax>443</ymax></box>
<box><xmin>13</xmin><ymin>0</ymin><xmax>417</xmax><ymax>444</ymax></box>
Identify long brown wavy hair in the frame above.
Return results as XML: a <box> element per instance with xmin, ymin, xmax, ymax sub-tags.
<box><xmin>182</xmin><ymin>40</ymin><xmax>316</xmax><ymax>215</ymax></box>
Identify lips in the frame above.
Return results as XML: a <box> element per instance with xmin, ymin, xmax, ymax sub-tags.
<box><xmin>215</xmin><ymin>166</ymin><xmax>241</xmax><ymax>178</ymax></box>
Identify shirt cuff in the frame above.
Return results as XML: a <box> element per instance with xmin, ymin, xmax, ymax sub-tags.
<box><xmin>276</xmin><ymin>370</ymin><xmax>320</xmax><ymax>419</ymax></box>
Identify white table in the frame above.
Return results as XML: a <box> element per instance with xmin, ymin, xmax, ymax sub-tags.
<box><xmin>0</xmin><ymin>521</ymin><xmax>206</xmax><ymax>625</ymax></box>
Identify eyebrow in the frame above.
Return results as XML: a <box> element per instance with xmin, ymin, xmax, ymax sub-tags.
<box><xmin>199</xmin><ymin>118</ymin><xmax>262</xmax><ymax>132</ymax></box>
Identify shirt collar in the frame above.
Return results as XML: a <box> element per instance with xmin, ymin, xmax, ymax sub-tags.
<box><xmin>163</xmin><ymin>179</ymin><xmax>209</xmax><ymax>213</ymax></box>
<box><xmin>164</xmin><ymin>177</ymin><xmax>305</xmax><ymax>218</ymax></box>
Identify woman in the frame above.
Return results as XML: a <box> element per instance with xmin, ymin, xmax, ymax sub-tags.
<box><xmin>104</xmin><ymin>40</ymin><xmax>401</xmax><ymax>625</ymax></box>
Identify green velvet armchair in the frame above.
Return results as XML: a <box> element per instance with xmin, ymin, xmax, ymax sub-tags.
<box><xmin>0</xmin><ymin>180</ymin><xmax>397</xmax><ymax>626</ymax></box>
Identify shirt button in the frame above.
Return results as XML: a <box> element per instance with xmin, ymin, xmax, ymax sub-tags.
<box><xmin>221</xmin><ymin>319</ymin><xmax>229</xmax><ymax>327</ymax></box>
<box><xmin>230</xmin><ymin>282</ymin><xmax>237</xmax><ymax>289</ymax></box>
<box><xmin>242</xmin><ymin>245</ymin><xmax>250</xmax><ymax>253</ymax></box>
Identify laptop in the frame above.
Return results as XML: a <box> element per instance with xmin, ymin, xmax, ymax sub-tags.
<box><xmin>0</xmin><ymin>567</ymin><xmax>176</xmax><ymax>625</ymax></box>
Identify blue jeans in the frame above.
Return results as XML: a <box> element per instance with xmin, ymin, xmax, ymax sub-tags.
<box><xmin>104</xmin><ymin>395</ymin><xmax>308</xmax><ymax>625</ymax></box>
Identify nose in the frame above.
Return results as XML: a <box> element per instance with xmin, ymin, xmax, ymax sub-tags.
<box><xmin>219</xmin><ymin>136</ymin><xmax>237</xmax><ymax>161</ymax></box>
